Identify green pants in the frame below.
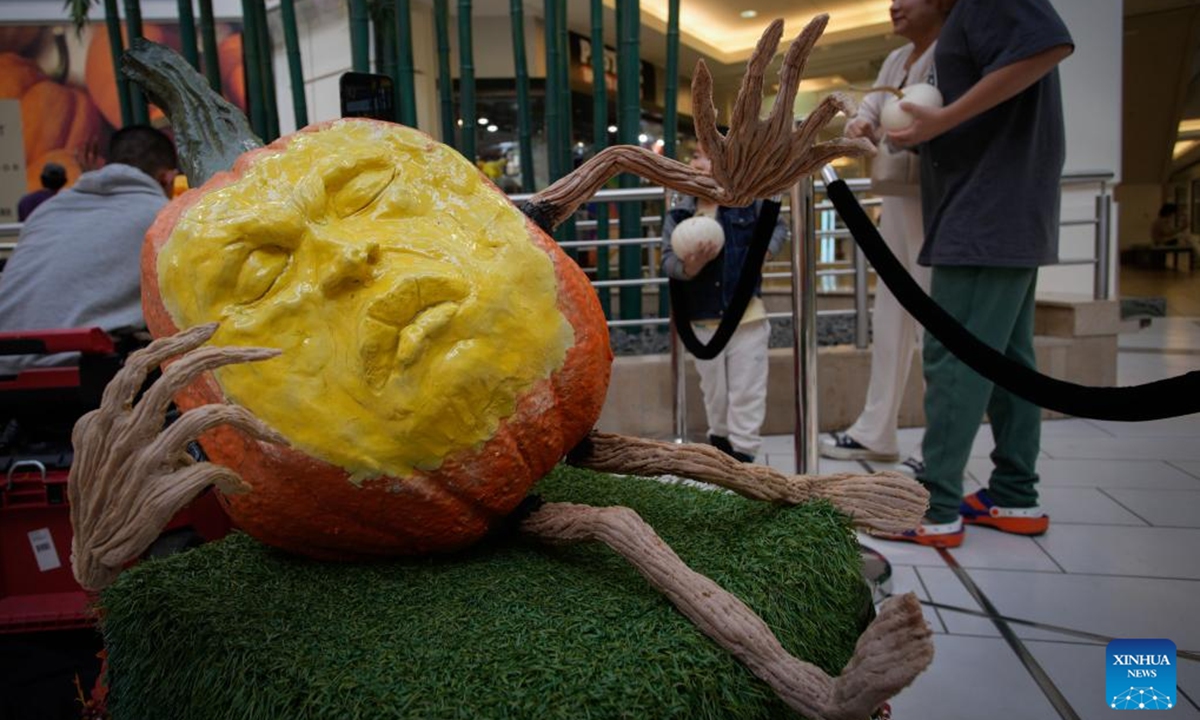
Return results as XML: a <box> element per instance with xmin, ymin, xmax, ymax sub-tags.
<box><xmin>920</xmin><ymin>266</ymin><xmax>1041</xmax><ymax>523</ymax></box>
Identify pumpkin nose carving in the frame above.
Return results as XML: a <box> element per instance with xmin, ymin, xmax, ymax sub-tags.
<box><xmin>318</xmin><ymin>238</ymin><xmax>380</xmax><ymax>296</ymax></box>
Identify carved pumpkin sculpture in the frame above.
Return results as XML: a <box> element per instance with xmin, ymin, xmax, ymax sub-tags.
<box><xmin>142</xmin><ymin>118</ymin><xmax>612</xmax><ymax>559</ymax></box>
<box><xmin>69</xmin><ymin>16</ymin><xmax>937</xmax><ymax>720</ymax></box>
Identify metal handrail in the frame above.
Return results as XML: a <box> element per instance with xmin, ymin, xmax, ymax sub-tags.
<box><xmin>565</xmin><ymin>170</ymin><xmax>1113</xmax><ymax>471</ymax></box>
<box><xmin>562</xmin><ymin>170</ymin><xmax>1114</xmax><ymax>333</ymax></box>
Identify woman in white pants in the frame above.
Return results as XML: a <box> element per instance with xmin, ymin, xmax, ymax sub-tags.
<box><xmin>820</xmin><ymin>0</ymin><xmax>944</xmax><ymax>471</ymax></box>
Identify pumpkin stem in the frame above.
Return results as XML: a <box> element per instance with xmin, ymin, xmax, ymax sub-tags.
<box><xmin>520</xmin><ymin>502</ymin><xmax>933</xmax><ymax>719</ymax></box>
<box><xmin>568</xmin><ymin>432</ymin><xmax>930</xmax><ymax>534</ymax></box>
<box><xmin>121</xmin><ymin>38</ymin><xmax>263</xmax><ymax>186</ymax></box>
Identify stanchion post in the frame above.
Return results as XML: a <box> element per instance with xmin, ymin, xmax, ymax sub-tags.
<box><xmin>667</xmin><ymin>188</ymin><xmax>687</xmax><ymax>443</ymax></box>
<box><xmin>854</xmin><ymin>242</ymin><xmax>869</xmax><ymax>349</ymax></box>
<box><xmin>671</xmin><ymin>321</ymin><xmax>688</xmax><ymax>443</ymax></box>
<box><xmin>1094</xmin><ymin>188</ymin><xmax>1111</xmax><ymax>301</ymax></box>
<box><xmin>790</xmin><ymin>175</ymin><xmax>818</xmax><ymax>475</ymax></box>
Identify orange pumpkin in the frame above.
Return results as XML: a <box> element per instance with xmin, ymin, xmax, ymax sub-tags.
<box><xmin>141</xmin><ymin>119</ymin><xmax>612</xmax><ymax>560</ymax></box>
<box><xmin>85</xmin><ymin>23</ymin><xmax>177</xmax><ymax>127</ymax></box>
<box><xmin>1</xmin><ymin>53</ymin><xmax>101</xmax><ymax>191</ymax></box>
<box><xmin>0</xmin><ymin>27</ymin><xmax>47</xmax><ymax>56</ymax></box>
<box><xmin>20</xmin><ymin>81</ymin><xmax>101</xmax><ymax>163</ymax></box>
<box><xmin>0</xmin><ymin>52</ymin><xmax>44</xmax><ymax>97</ymax></box>
<box><xmin>217</xmin><ymin>33</ymin><xmax>246</xmax><ymax>111</ymax></box>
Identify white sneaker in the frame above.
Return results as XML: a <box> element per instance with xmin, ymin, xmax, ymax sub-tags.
<box><xmin>819</xmin><ymin>432</ymin><xmax>900</xmax><ymax>462</ymax></box>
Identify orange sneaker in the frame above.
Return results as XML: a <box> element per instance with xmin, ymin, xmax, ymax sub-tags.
<box><xmin>960</xmin><ymin>489</ymin><xmax>1049</xmax><ymax>536</ymax></box>
<box><xmin>870</xmin><ymin>517</ymin><xmax>964</xmax><ymax>548</ymax></box>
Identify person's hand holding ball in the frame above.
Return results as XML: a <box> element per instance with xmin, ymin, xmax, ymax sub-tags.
<box><xmin>672</xmin><ymin>216</ymin><xmax>725</xmax><ymax>279</ymax></box>
<box><xmin>882</xmin><ymin>83</ymin><xmax>946</xmax><ymax>147</ymax></box>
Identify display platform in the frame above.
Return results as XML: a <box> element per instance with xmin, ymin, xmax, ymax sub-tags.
<box><xmin>98</xmin><ymin>465</ymin><xmax>872</xmax><ymax>719</ymax></box>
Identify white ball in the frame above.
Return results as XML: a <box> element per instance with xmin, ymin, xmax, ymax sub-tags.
<box><xmin>879</xmin><ymin>83</ymin><xmax>944</xmax><ymax>132</ymax></box>
<box><xmin>670</xmin><ymin>215</ymin><xmax>725</xmax><ymax>257</ymax></box>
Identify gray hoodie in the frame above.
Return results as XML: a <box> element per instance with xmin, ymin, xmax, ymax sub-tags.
<box><xmin>0</xmin><ymin>164</ymin><xmax>168</xmax><ymax>372</ymax></box>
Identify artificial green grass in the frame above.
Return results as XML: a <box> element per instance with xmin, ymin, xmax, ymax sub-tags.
<box><xmin>100</xmin><ymin>465</ymin><xmax>869</xmax><ymax>720</ymax></box>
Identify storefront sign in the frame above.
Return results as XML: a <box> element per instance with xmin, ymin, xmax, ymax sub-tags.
<box><xmin>570</xmin><ymin>33</ymin><xmax>656</xmax><ymax>103</ymax></box>
<box><xmin>0</xmin><ymin>100</ymin><xmax>26</xmax><ymax>222</ymax></box>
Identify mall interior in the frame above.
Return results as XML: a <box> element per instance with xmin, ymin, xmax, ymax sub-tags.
<box><xmin>1</xmin><ymin>0</ymin><xmax>1199</xmax><ymax>718</ymax></box>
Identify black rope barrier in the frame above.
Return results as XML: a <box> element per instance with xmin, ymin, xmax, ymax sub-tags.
<box><xmin>668</xmin><ymin>200</ymin><xmax>781</xmax><ymax>360</ymax></box>
<box><xmin>824</xmin><ymin>178</ymin><xmax>1200</xmax><ymax>421</ymax></box>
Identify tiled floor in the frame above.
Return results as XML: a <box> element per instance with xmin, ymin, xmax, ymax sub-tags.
<box><xmin>758</xmin><ymin>313</ymin><xmax>1200</xmax><ymax>719</ymax></box>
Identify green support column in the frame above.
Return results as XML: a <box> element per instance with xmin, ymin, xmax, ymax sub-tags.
<box><xmin>198</xmin><ymin>0</ymin><xmax>222</xmax><ymax>93</ymax></box>
<box><xmin>616</xmin><ymin>0</ymin><xmax>641</xmax><ymax>321</ymax></box>
<box><xmin>590</xmin><ymin>0</ymin><xmax>610</xmax><ymax>316</ymax></box>
<box><xmin>660</xmin><ymin>0</ymin><xmax>679</xmax><ymax>320</ymax></box>
<box><xmin>373</xmin><ymin>4</ymin><xmax>395</xmax><ymax>76</ymax></box>
<box><xmin>663</xmin><ymin>0</ymin><xmax>679</xmax><ymax>159</ymax></box>
<box><xmin>393</xmin><ymin>0</ymin><xmax>417</xmax><ymax>127</ymax></box>
<box><xmin>349</xmin><ymin>0</ymin><xmax>370</xmax><ymax>72</ymax></box>
<box><xmin>254</xmin><ymin>0</ymin><xmax>279</xmax><ymax>140</ymax></box>
<box><xmin>176</xmin><ymin>0</ymin><xmax>199</xmax><ymax>69</ymax></box>
<box><xmin>122</xmin><ymin>0</ymin><xmax>149</xmax><ymax>123</ymax></box>
<box><xmin>544</xmin><ymin>0</ymin><xmax>560</xmax><ymax>184</ymax></box>
<box><xmin>434</xmin><ymin>0</ymin><xmax>455</xmax><ymax>146</ymax></box>
<box><xmin>241</xmin><ymin>0</ymin><xmax>266</xmax><ymax>138</ymax></box>
<box><xmin>457</xmin><ymin>0</ymin><xmax>476</xmax><ymax>162</ymax></box>
<box><xmin>553</xmin><ymin>0</ymin><xmax>575</xmax><ymax>254</ymax></box>
<box><xmin>281</xmin><ymin>0</ymin><xmax>308</xmax><ymax>128</ymax></box>
<box><xmin>509</xmin><ymin>0</ymin><xmax>534</xmax><ymax>192</ymax></box>
<box><xmin>103</xmin><ymin>0</ymin><xmax>133</xmax><ymax>127</ymax></box>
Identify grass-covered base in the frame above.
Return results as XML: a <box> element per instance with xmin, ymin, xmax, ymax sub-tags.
<box><xmin>100</xmin><ymin>466</ymin><xmax>869</xmax><ymax>719</ymax></box>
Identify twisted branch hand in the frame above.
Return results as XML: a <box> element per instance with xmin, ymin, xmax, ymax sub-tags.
<box><xmin>69</xmin><ymin>323</ymin><xmax>287</xmax><ymax>591</ymax></box>
<box><xmin>525</xmin><ymin>15</ymin><xmax>874</xmax><ymax>229</ymax></box>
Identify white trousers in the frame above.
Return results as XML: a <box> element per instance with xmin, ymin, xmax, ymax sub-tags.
<box><xmin>692</xmin><ymin>318</ymin><xmax>770</xmax><ymax>459</ymax></box>
<box><xmin>845</xmin><ymin>193</ymin><xmax>930</xmax><ymax>457</ymax></box>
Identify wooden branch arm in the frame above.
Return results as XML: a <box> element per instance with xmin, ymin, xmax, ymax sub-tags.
<box><xmin>523</xmin><ymin>146</ymin><xmax>722</xmax><ymax>231</ymax></box>
<box><xmin>568</xmin><ymin>432</ymin><xmax>929</xmax><ymax>534</ymax></box>
<box><xmin>521</xmin><ymin>502</ymin><xmax>933</xmax><ymax>720</ymax></box>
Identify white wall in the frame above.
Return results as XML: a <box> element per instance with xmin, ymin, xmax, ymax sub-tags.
<box><xmin>1041</xmin><ymin>0</ymin><xmax>1123</xmax><ymax>299</ymax></box>
<box><xmin>2</xmin><ymin>0</ymin><xmax>244</xmax><ymax>22</ymax></box>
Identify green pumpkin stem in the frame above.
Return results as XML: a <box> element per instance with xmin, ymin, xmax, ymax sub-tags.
<box><xmin>121</xmin><ymin>38</ymin><xmax>263</xmax><ymax>186</ymax></box>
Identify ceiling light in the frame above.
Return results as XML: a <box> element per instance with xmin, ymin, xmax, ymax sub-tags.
<box><xmin>1174</xmin><ymin>139</ymin><xmax>1199</xmax><ymax>160</ymax></box>
<box><xmin>740</xmin><ymin>10</ymin><xmax>757</xmax><ymax>19</ymax></box>
<box><xmin>478</xmin><ymin>117</ymin><xmax>489</xmax><ymax>125</ymax></box>
<box><xmin>487</xmin><ymin>124</ymin><xmax>498</xmax><ymax>132</ymax></box>
<box><xmin>607</xmin><ymin>125</ymin><xmax>618</xmax><ymax>133</ymax></box>
<box><xmin>638</xmin><ymin>133</ymin><xmax>649</xmax><ymax>143</ymax></box>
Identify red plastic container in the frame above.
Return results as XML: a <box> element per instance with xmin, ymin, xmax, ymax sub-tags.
<box><xmin>0</xmin><ymin>328</ymin><xmax>233</xmax><ymax>633</ymax></box>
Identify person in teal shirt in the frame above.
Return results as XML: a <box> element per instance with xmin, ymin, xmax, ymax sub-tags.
<box><xmin>877</xmin><ymin>0</ymin><xmax>1074</xmax><ymax>547</ymax></box>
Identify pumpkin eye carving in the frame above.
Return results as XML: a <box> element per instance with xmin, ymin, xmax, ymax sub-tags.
<box><xmin>235</xmin><ymin>245</ymin><xmax>290</xmax><ymax>305</ymax></box>
<box><xmin>327</xmin><ymin>164</ymin><xmax>396</xmax><ymax>219</ymax></box>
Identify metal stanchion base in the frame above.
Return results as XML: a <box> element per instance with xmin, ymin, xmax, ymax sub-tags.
<box><xmin>859</xmin><ymin>542</ymin><xmax>893</xmax><ymax>604</ymax></box>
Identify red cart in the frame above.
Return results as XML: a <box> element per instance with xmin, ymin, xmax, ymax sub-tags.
<box><xmin>0</xmin><ymin>327</ymin><xmax>232</xmax><ymax>634</ymax></box>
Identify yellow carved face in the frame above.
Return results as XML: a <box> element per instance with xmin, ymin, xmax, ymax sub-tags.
<box><xmin>157</xmin><ymin>121</ymin><xmax>574</xmax><ymax>481</ymax></box>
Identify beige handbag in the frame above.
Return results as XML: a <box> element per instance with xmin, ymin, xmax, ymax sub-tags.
<box><xmin>869</xmin><ymin>140</ymin><xmax>920</xmax><ymax>197</ymax></box>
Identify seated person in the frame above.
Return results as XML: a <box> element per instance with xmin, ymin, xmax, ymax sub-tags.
<box><xmin>0</xmin><ymin>126</ymin><xmax>178</xmax><ymax>375</ymax></box>
<box><xmin>17</xmin><ymin>162</ymin><xmax>69</xmax><ymax>222</ymax></box>
<box><xmin>1149</xmin><ymin>203</ymin><xmax>1198</xmax><ymax>267</ymax></box>
<box><xmin>1150</xmin><ymin>203</ymin><xmax>1186</xmax><ymax>246</ymax></box>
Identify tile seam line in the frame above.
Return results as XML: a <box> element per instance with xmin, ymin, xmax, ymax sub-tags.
<box><xmin>937</xmin><ymin>547</ymin><xmax>1081</xmax><ymax>720</ymax></box>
